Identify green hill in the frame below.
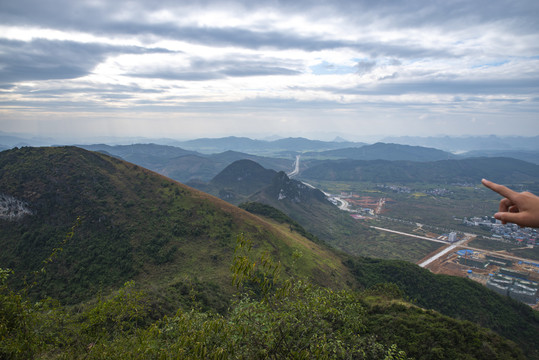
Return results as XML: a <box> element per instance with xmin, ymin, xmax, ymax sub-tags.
<box><xmin>301</xmin><ymin>157</ymin><xmax>539</xmax><ymax>185</ymax></box>
<box><xmin>460</xmin><ymin>150</ymin><xmax>539</xmax><ymax>165</ymax></box>
<box><xmin>345</xmin><ymin>257</ymin><xmax>539</xmax><ymax>359</ymax></box>
<box><xmin>306</xmin><ymin>142</ymin><xmax>456</xmax><ymax>161</ymax></box>
<box><xmin>0</xmin><ymin>146</ymin><xmax>352</xmax><ymax>309</ymax></box>
<box><xmin>210</xmin><ymin>159</ymin><xmax>277</xmax><ymax>198</ymax></box>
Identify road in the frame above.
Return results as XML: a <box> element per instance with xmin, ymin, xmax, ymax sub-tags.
<box><xmin>370</xmin><ymin>226</ymin><xmax>449</xmax><ymax>244</ymax></box>
<box><xmin>287</xmin><ymin>155</ymin><xmax>300</xmax><ymax>177</ymax></box>
<box><xmin>334</xmin><ymin>197</ymin><xmax>351</xmax><ymax>211</ymax></box>
<box><xmin>418</xmin><ymin>238</ymin><xmax>469</xmax><ymax>268</ymax></box>
<box><xmin>370</xmin><ymin>226</ymin><xmax>470</xmax><ymax>268</ymax></box>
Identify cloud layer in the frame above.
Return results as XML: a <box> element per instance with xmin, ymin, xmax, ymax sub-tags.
<box><xmin>0</xmin><ymin>0</ymin><xmax>538</xmax><ymax>140</ymax></box>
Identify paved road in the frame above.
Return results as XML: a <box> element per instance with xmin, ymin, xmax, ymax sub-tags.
<box><xmin>418</xmin><ymin>239</ymin><xmax>468</xmax><ymax>268</ymax></box>
<box><xmin>370</xmin><ymin>226</ymin><xmax>466</xmax><ymax>268</ymax></box>
<box><xmin>287</xmin><ymin>155</ymin><xmax>300</xmax><ymax>177</ymax></box>
<box><xmin>371</xmin><ymin>226</ymin><xmax>448</xmax><ymax>244</ymax></box>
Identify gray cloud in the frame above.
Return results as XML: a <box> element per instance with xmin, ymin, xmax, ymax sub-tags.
<box><xmin>0</xmin><ymin>38</ymin><xmax>172</xmax><ymax>83</ymax></box>
<box><xmin>3</xmin><ymin>1</ymin><xmax>538</xmax><ymax>33</ymax></box>
<box><xmin>128</xmin><ymin>56</ymin><xmax>301</xmax><ymax>81</ymax></box>
<box><xmin>0</xmin><ymin>0</ymin><xmax>538</xmax><ymax>139</ymax></box>
<box><xmin>355</xmin><ymin>60</ymin><xmax>377</xmax><ymax>75</ymax></box>
<box><xmin>334</xmin><ymin>78</ymin><xmax>539</xmax><ymax>96</ymax></box>
<box><xmin>1</xmin><ymin>1</ymin><xmax>520</xmax><ymax>57</ymax></box>
<box><xmin>378</xmin><ymin>72</ymin><xmax>398</xmax><ymax>81</ymax></box>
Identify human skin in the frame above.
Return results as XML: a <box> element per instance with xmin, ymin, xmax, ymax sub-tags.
<box><xmin>482</xmin><ymin>179</ymin><xmax>539</xmax><ymax>228</ymax></box>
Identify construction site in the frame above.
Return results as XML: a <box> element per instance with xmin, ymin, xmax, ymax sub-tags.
<box><xmin>423</xmin><ymin>246</ymin><xmax>539</xmax><ymax>307</ymax></box>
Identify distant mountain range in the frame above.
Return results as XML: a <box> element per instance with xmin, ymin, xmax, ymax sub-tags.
<box><xmin>304</xmin><ymin>142</ymin><xmax>457</xmax><ymax>161</ymax></box>
<box><xmin>382</xmin><ymin>135</ymin><xmax>539</xmax><ymax>152</ymax></box>
<box><xmin>79</xmin><ymin>144</ymin><xmax>292</xmax><ymax>182</ymax></box>
<box><xmin>300</xmin><ymin>157</ymin><xmax>539</xmax><ymax>186</ymax></box>
<box><xmin>3</xmin><ymin>132</ymin><xmax>538</xmax><ymax>163</ymax></box>
<box><xmin>171</xmin><ymin>136</ymin><xmax>365</xmax><ymax>155</ymax></box>
<box><xmin>79</xmin><ymin>141</ymin><xmax>539</xmax><ymax>183</ymax></box>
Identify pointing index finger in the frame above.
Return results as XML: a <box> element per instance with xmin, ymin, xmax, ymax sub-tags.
<box><xmin>481</xmin><ymin>179</ymin><xmax>518</xmax><ymax>200</ymax></box>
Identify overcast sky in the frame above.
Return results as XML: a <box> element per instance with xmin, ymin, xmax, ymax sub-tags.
<box><xmin>1</xmin><ymin>0</ymin><xmax>538</xmax><ymax>141</ymax></box>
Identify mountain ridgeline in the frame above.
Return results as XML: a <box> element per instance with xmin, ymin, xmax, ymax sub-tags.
<box><xmin>304</xmin><ymin>142</ymin><xmax>457</xmax><ymax>161</ymax></box>
<box><xmin>80</xmin><ymin>143</ymin><xmax>293</xmax><ymax>183</ymax></box>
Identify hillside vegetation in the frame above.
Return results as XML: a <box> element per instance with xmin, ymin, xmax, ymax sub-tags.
<box><xmin>0</xmin><ymin>146</ymin><xmax>351</xmax><ymax>309</ymax></box>
<box><xmin>0</xmin><ymin>239</ymin><xmax>528</xmax><ymax>360</ymax></box>
<box><xmin>345</xmin><ymin>257</ymin><xmax>539</xmax><ymax>358</ymax></box>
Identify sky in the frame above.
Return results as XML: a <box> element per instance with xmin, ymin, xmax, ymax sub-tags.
<box><xmin>0</xmin><ymin>0</ymin><xmax>538</xmax><ymax>142</ymax></box>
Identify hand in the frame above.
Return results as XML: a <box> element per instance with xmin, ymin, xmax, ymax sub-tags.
<box><xmin>481</xmin><ymin>179</ymin><xmax>539</xmax><ymax>228</ymax></box>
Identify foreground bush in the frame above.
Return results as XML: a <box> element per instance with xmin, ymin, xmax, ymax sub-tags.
<box><xmin>0</xmin><ymin>234</ymin><xmax>526</xmax><ymax>359</ymax></box>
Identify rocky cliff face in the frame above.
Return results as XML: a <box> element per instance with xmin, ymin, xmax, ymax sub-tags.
<box><xmin>270</xmin><ymin>172</ymin><xmax>327</xmax><ymax>204</ymax></box>
<box><xmin>0</xmin><ymin>193</ymin><xmax>33</xmax><ymax>220</ymax></box>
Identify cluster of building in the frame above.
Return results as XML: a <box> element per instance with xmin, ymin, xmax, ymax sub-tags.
<box><xmin>451</xmin><ymin>182</ymin><xmax>477</xmax><ymax>188</ymax></box>
<box><xmin>376</xmin><ymin>184</ymin><xmax>453</xmax><ymax>197</ymax></box>
<box><xmin>457</xmin><ymin>250</ymin><xmax>539</xmax><ymax>304</ymax></box>
<box><xmin>423</xmin><ymin>188</ymin><xmax>452</xmax><ymax>196</ymax></box>
<box><xmin>463</xmin><ymin>216</ymin><xmax>538</xmax><ymax>245</ymax></box>
<box><xmin>376</xmin><ymin>184</ymin><xmax>411</xmax><ymax>193</ymax></box>
<box><xmin>487</xmin><ymin>269</ymin><xmax>539</xmax><ymax>305</ymax></box>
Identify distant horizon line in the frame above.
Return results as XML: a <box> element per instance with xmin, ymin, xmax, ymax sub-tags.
<box><xmin>1</xmin><ymin>131</ymin><xmax>538</xmax><ymax>145</ymax></box>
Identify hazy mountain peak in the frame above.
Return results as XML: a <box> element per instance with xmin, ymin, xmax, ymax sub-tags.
<box><xmin>211</xmin><ymin>159</ymin><xmax>277</xmax><ymax>196</ymax></box>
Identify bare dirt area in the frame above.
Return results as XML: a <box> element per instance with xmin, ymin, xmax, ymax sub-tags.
<box><xmin>425</xmin><ymin>252</ymin><xmax>469</xmax><ymax>278</ymax></box>
<box><xmin>416</xmin><ymin>246</ymin><xmax>448</xmax><ymax>266</ymax></box>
